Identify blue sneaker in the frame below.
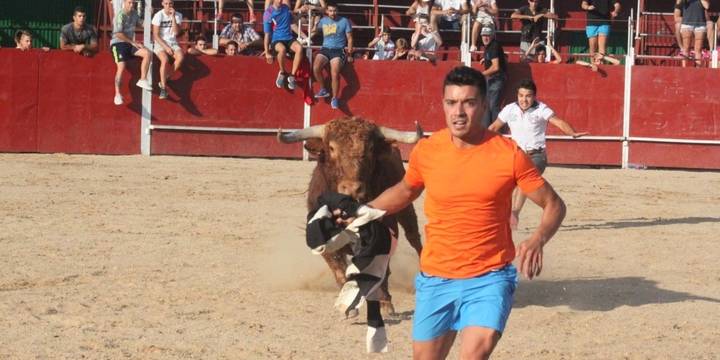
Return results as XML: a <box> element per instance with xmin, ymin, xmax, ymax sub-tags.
<box><xmin>287</xmin><ymin>75</ymin><xmax>296</xmax><ymax>90</ymax></box>
<box><xmin>331</xmin><ymin>97</ymin><xmax>340</xmax><ymax>109</ymax></box>
<box><xmin>315</xmin><ymin>88</ymin><xmax>330</xmax><ymax>98</ymax></box>
<box><xmin>275</xmin><ymin>71</ymin><xmax>285</xmax><ymax>89</ymax></box>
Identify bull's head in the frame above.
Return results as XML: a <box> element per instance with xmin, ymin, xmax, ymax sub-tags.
<box><xmin>278</xmin><ymin>116</ymin><xmax>423</xmax><ymax>202</ymax></box>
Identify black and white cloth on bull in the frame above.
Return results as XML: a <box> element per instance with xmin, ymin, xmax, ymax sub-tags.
<box><xmin>306</xmin><ymin>192</ymin><xmax>397</xmax><ymax>353</ymax></box>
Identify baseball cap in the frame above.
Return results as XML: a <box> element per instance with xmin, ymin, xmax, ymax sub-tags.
<box><xmin>480</xmin><ymin>27</ymin><xmax>494</xmax><ymax>36</ymax></box>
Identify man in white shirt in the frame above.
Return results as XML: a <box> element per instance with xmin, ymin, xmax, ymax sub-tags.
<box><xmin>489</xmin><ymin>79</ymin><xmax>588</xmax><ymax>229</ymax></box>
<box><xmin>152</xmin><ymin>0</ymin><xmax>184</xmax><ymax>100</ymax></box>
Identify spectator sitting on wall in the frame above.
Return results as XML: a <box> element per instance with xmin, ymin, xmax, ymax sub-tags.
<box><xmin>511</xmin><ymin>0</ymin><xmax>558</xmax><ymax>58</ymax></box>
<box><xmin>188</xmin><ymin>36</ymin><xmax>219</xmax><ymax>56</ymax></box>
<box><xmin>313</xmin><ymin>2</ymin><xmax>353</xmax><ymax>110</ymax></box>
<box><xmin>367</xmin><ymin>29</ymin><xmax>395</xmax><ymax>60</ymax></box>
<box><xmin>523</xmin><ymin>37</ymin><xmax>562</xmax><ymax>63</ymax></box>
<box><xmin>15</xmin><ymin>30</ymin><xmax>50</xmax><ymax>52</ymax></box>
<box><xmin>220</xmin><ymin>13</ymin><xmax>262</xmax><ymax>55</ymax></box>
<box><xmin>469</xmin><ymin>0</ymin><xmax>498</xmax><ymax>52</ymax></box>
<box><xmin>410</xmin><ymin>23</ymin><xmax>442</xmax><ymax>61</ymax></box>
<box><xmin>59</xmin><ymin>6</ymin><xmax>98</xmax><ymax>57</ymax></box>
<box><xmin>152</xmin><ymin>0</ymin><xmax>185</xmax><ymax>100</ymax></box>
<box><xmin>393</xmin><ymin>38</ymin><xmax>410</xmax><ymax>60</ymax></box>
<box><xmin>264</xmin><ymin>0</ymin><xmax>305</xmax><ymax>90</ymax></box>
<box><xmin>407</xmin><ymin>0</ymin><xmax>433</xmax><ymax>45</ymax></box>
<box><xmin>431</xmin><ymin>0</ymin><xmax>469</xmax><ymax>42</ymax></box>
<box><xmin>110</xmin><ymin>0</ymin><xmax>152</xmax><ymax>106</ymax></box>
<box><xmin>294</xmin><ymin>0</ymin><xmax>327</xmax><ymax>42</ymax></box>
<box><xmin>226</xmin><ymin>40</ymin><xmax>239</xmax><ymax>55</ymax></box>
<box><xmin>581</xmin><ymin>0</ymin><xmax>621</xmax><ymax>65</ymax></box>
<box><xmin>480</xmin><ymin>26</ymin><xmax>507</xmax><ymax>129</ymax></box>
<box><xmin>676</xmin><ymin>0</ymin><xmax>710</xmax><ymax>67</ymax></box>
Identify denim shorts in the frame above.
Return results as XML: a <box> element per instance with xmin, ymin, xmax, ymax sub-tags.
<box><xmin>586</xmin><ymin>24</ymin><xmax>610</xmax><ymax>38</ymax></box>
<box><xmin>412</xmin><ymin>264</ymin><xmax>518</xmax><ymax>341</ymax></box>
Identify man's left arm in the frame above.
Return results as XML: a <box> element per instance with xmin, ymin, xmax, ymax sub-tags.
<box><xmin>516</xmin><ymin>182</ymin><xmax>566</xmax><ymax>279</ymax></box>
<box><xmin>482</xmin><ymin>57</ymin><xmax>499</xmax><ymax>77</ymax></box>
<box><xmin>548</xmin><ymin>115</ymin><xmax>589</xmax><ymax>138</ymax></box>
<box><xmin>345</xmin><ymin>23</ymin><xmax>354</xmax><ymax>62</ymax></box>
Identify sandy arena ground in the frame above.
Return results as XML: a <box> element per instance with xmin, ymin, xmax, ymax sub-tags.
<box><xmin>0</xmin><ymin>153</ymin><xmax>719</xmax><ymax>359</ymax></box>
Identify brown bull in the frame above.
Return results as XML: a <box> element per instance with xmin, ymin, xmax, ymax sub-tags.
<box><xmin>278</xmin><ymin>116</ymin><xmax>423</xmax><ymax>314</ymax></box>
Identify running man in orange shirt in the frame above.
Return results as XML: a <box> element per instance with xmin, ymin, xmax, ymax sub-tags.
<box><xmin>361</xmin><ymin>66</ymin><xmax>566</xmax><ymax>359</ymax></box>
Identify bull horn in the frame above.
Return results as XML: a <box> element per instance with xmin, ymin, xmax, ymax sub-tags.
<box><xmin>378</xmin><ymin>121</ymin><xmax>424</xmax><ymax>144</ymax></box>
<box><xmin>277</xmin><ymin>124</ymin><xmax>325</xmax><ymax>143</ymax></box>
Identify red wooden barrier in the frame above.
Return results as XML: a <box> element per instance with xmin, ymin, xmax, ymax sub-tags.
<box><xmin>0</xmin><ymin>49</ymin><xmax>718</xmax><ymax>169</ymax></box>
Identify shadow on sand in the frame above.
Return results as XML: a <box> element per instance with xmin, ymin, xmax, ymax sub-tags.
<box><xmin>514</xmin><ymin>276</ymin><xmax>720</xmax><ymax>311</ymax></box>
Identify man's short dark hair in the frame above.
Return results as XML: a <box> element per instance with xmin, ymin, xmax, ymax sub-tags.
<box><xmin>73</xmin><ymin>6</ymin><xmax>87</xmax><ymax>15</ymax></box>
<box><xmin>231</xmin><ymin>13</ymin><xmax>243</xmax><ymax>22</ymax></box>
<box><xmin>535</xmin><ymin>45</ymin><xmax>546</xmax><ymax>54</ymax></box>
<box><xmin>195</xmin><ymin>35</ymin><xmax>208</xmax><ymax>43</ymax></box>
<box><xmin>226</xmin><ymin>40</ymin><xmax>238</xmax><ymax>48</ymax></box>
<box><xmin>518</xmin><ymin>79</ymin><xmax>537</xmax><ymax>94</ymax></box>
<box><xmin>443</xmin><ymin>66</ymin><xmax>487</xmax><ymax>99</ymax></box>
<box><xmin>326</xmin><ymin>2</ymin><xmax>338</xmax><ymax>8</ymax></box>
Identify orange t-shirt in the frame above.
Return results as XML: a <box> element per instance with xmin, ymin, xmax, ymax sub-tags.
<box><xmin>404</xmin><ymin>128</ymin><xmax>546</xmax><ymax>279</ymax></box>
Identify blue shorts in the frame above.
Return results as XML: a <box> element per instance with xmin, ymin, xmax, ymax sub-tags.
<box><xmin>586</xmin><ymin>24</ymin><xmax>610</xmax><ymax>38</ymax></box>
<box><xmin>412</xmin><ymin>264</ymin><xmax>518</xmax><ymax>341</ymax></box>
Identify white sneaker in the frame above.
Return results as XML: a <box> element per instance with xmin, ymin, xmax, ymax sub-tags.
<box><xmin>113</xmin><ymin>94</ymin><xmax>123</xmax><ymax>105</ymax></box>
<box><xmin>470</xmin><ymin>45</ymin><xmax>477</xmax><ymax>52</ymax></box>
<box><xmin>135</xmin><ymin>79</ymin><xmax>152</xmax><ymax>91</ymax></box>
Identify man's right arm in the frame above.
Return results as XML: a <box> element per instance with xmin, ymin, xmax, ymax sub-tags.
<box><xmin>59</xmin><ymin>30</ymin><xmax>72</xmax><ymax>51</ymax></box>
<box><xmin>367</xmin><ymin>180</ymin><xmax>423</xmax><ymax>216</ymax></box>
<box><xmin>488</xmin><ymin>118</ymin><xmax>506</xmax><ymax>132</ymax></box>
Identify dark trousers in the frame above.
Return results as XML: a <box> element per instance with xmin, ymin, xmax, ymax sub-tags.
<box><xmin>482</xmin><ymin>74</ymin><xmax>506</xmax><ymax>128</ymax></box>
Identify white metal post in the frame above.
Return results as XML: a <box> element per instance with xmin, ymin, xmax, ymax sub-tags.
<box><xmin>546</xmin><ymin>0</ymin><xmax>555</xmax><ymax>62</ymax></box>
<box><xmin>712</xmin><ymin>24</ymin><xmax>718</xmax><ymax>69</ymax></box>
<box><xmin>461</xmin><ymin>15</ymin><xmax>471</xmax><ymax>65</ymax></box>
<box><xmin>621</xmin><ymin>15</ymin><xmax>634</xmax><ymax>168</ymax></box>
<box><xmin>303</xmin><ymin>6</ymin><xmax>313</xmax><ymax>161</ymax></box>
<box><xmin>213</xmin><ymin>1</ymin><xmax>220</xmax><ymax>49</ymax></box>
<box><xmin>140</xmin><ymin>0</ymin><xmax>153</xmax><ymax>155</ymax></box>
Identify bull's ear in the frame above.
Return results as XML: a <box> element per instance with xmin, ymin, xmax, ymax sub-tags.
<box><xmin>304</xmin><ymin>139</ymin><xmax>324</xmax><ymax>155</ymax></box>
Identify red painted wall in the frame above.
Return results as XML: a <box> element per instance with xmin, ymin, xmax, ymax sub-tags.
<box><xmin>0</xmin><ymin>49</ymin><xmax>140</xmax><ymax>154</ymax></box>
<box><xmin>1</xmin><ymin>50</ymin><xmax>718</xmax><ymax>169</ymax></box>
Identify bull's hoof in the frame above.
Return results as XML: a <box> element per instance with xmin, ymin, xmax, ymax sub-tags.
<box><xmin>379</xmin><ymin>300</ymin><xmax>396</xmax><ymax>317</ymax></box>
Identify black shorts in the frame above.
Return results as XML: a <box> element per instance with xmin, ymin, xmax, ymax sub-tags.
<box><xmin>317</xmin><ymin>47</ymin><xmax>346</xmax><ymax>65</ymax></box>
<box><xmin>438</xmin><ymin>18</ymin><xmax>461</xmax><ymax>31</ymax></box>
<box><xmin>110</xmin><ymin>42</ymin><xmax>139</xmax><ymax>63</ymax></box>
<box><xmin>272</xmin><ymin>39</ymin><xmax>299</xmax><ymax>55</ymax></box>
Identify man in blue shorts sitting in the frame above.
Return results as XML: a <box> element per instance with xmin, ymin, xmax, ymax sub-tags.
<box><xmin>582</xmin><ymin>0</ymin><xmax>621</xmax><ymax>65</ymax></box>
<box><xmin>313</xmin><ymin>2</ymin><xmax>353</xmax><ymax>110</ymax></box>
<box><xmin>263</xmin><ymin>0</ymin><xmax>304</xmax><ymax>90</ymax></box>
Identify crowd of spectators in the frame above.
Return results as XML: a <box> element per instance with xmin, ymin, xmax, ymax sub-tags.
<box><xmin>6</xmin><ymin>1</ymin><xmax>719</xmax><ymax>106</ymax></box>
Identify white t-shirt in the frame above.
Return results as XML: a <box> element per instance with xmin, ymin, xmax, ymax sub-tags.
<box><xmin>152</xmin><ymin>10</ymin><xmax>183</xmax><ymax>45</ymax></box>
<box><xmin>497</xmin><ymin>101</ymin><xmax>555</xmax><ymax>151</ymax></box>
<box><xmin>473</xmin><ymin>0</ymin><xmax>496</xmax><ymax>22</ymax></box>
<box><xmin>437</xmin><ymin>0</ymin><xmax>463</xmax><ymax>21</ymax></box>
<box><xmin>418</xmin><ymin>32</ymin><xmax>438</xmax><ymax>52</ymax></box>
<box><xmin>372</xmin><ymin>39</ymin><xmax>395</xmax><ymax>60</ymax></box>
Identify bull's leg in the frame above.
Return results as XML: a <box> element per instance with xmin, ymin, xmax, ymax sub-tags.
<box><xmin>378</xmin><ymin>265</ymin><xmax>396</xmax><ymax>316</ymax></box>
<box><xmin>397</xmin><ymin>205</ymin><xmax>423</xmax><ymax>257</ymax></box>
<box><xmin>321</xmin><ymin>250</ymin><xmax>348</xmax><ymax>287</ymax></box>
<box><xmin>366</xmin><ymin>300</ymin><xmax>388</xmax><ymax>353</ymax></box>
